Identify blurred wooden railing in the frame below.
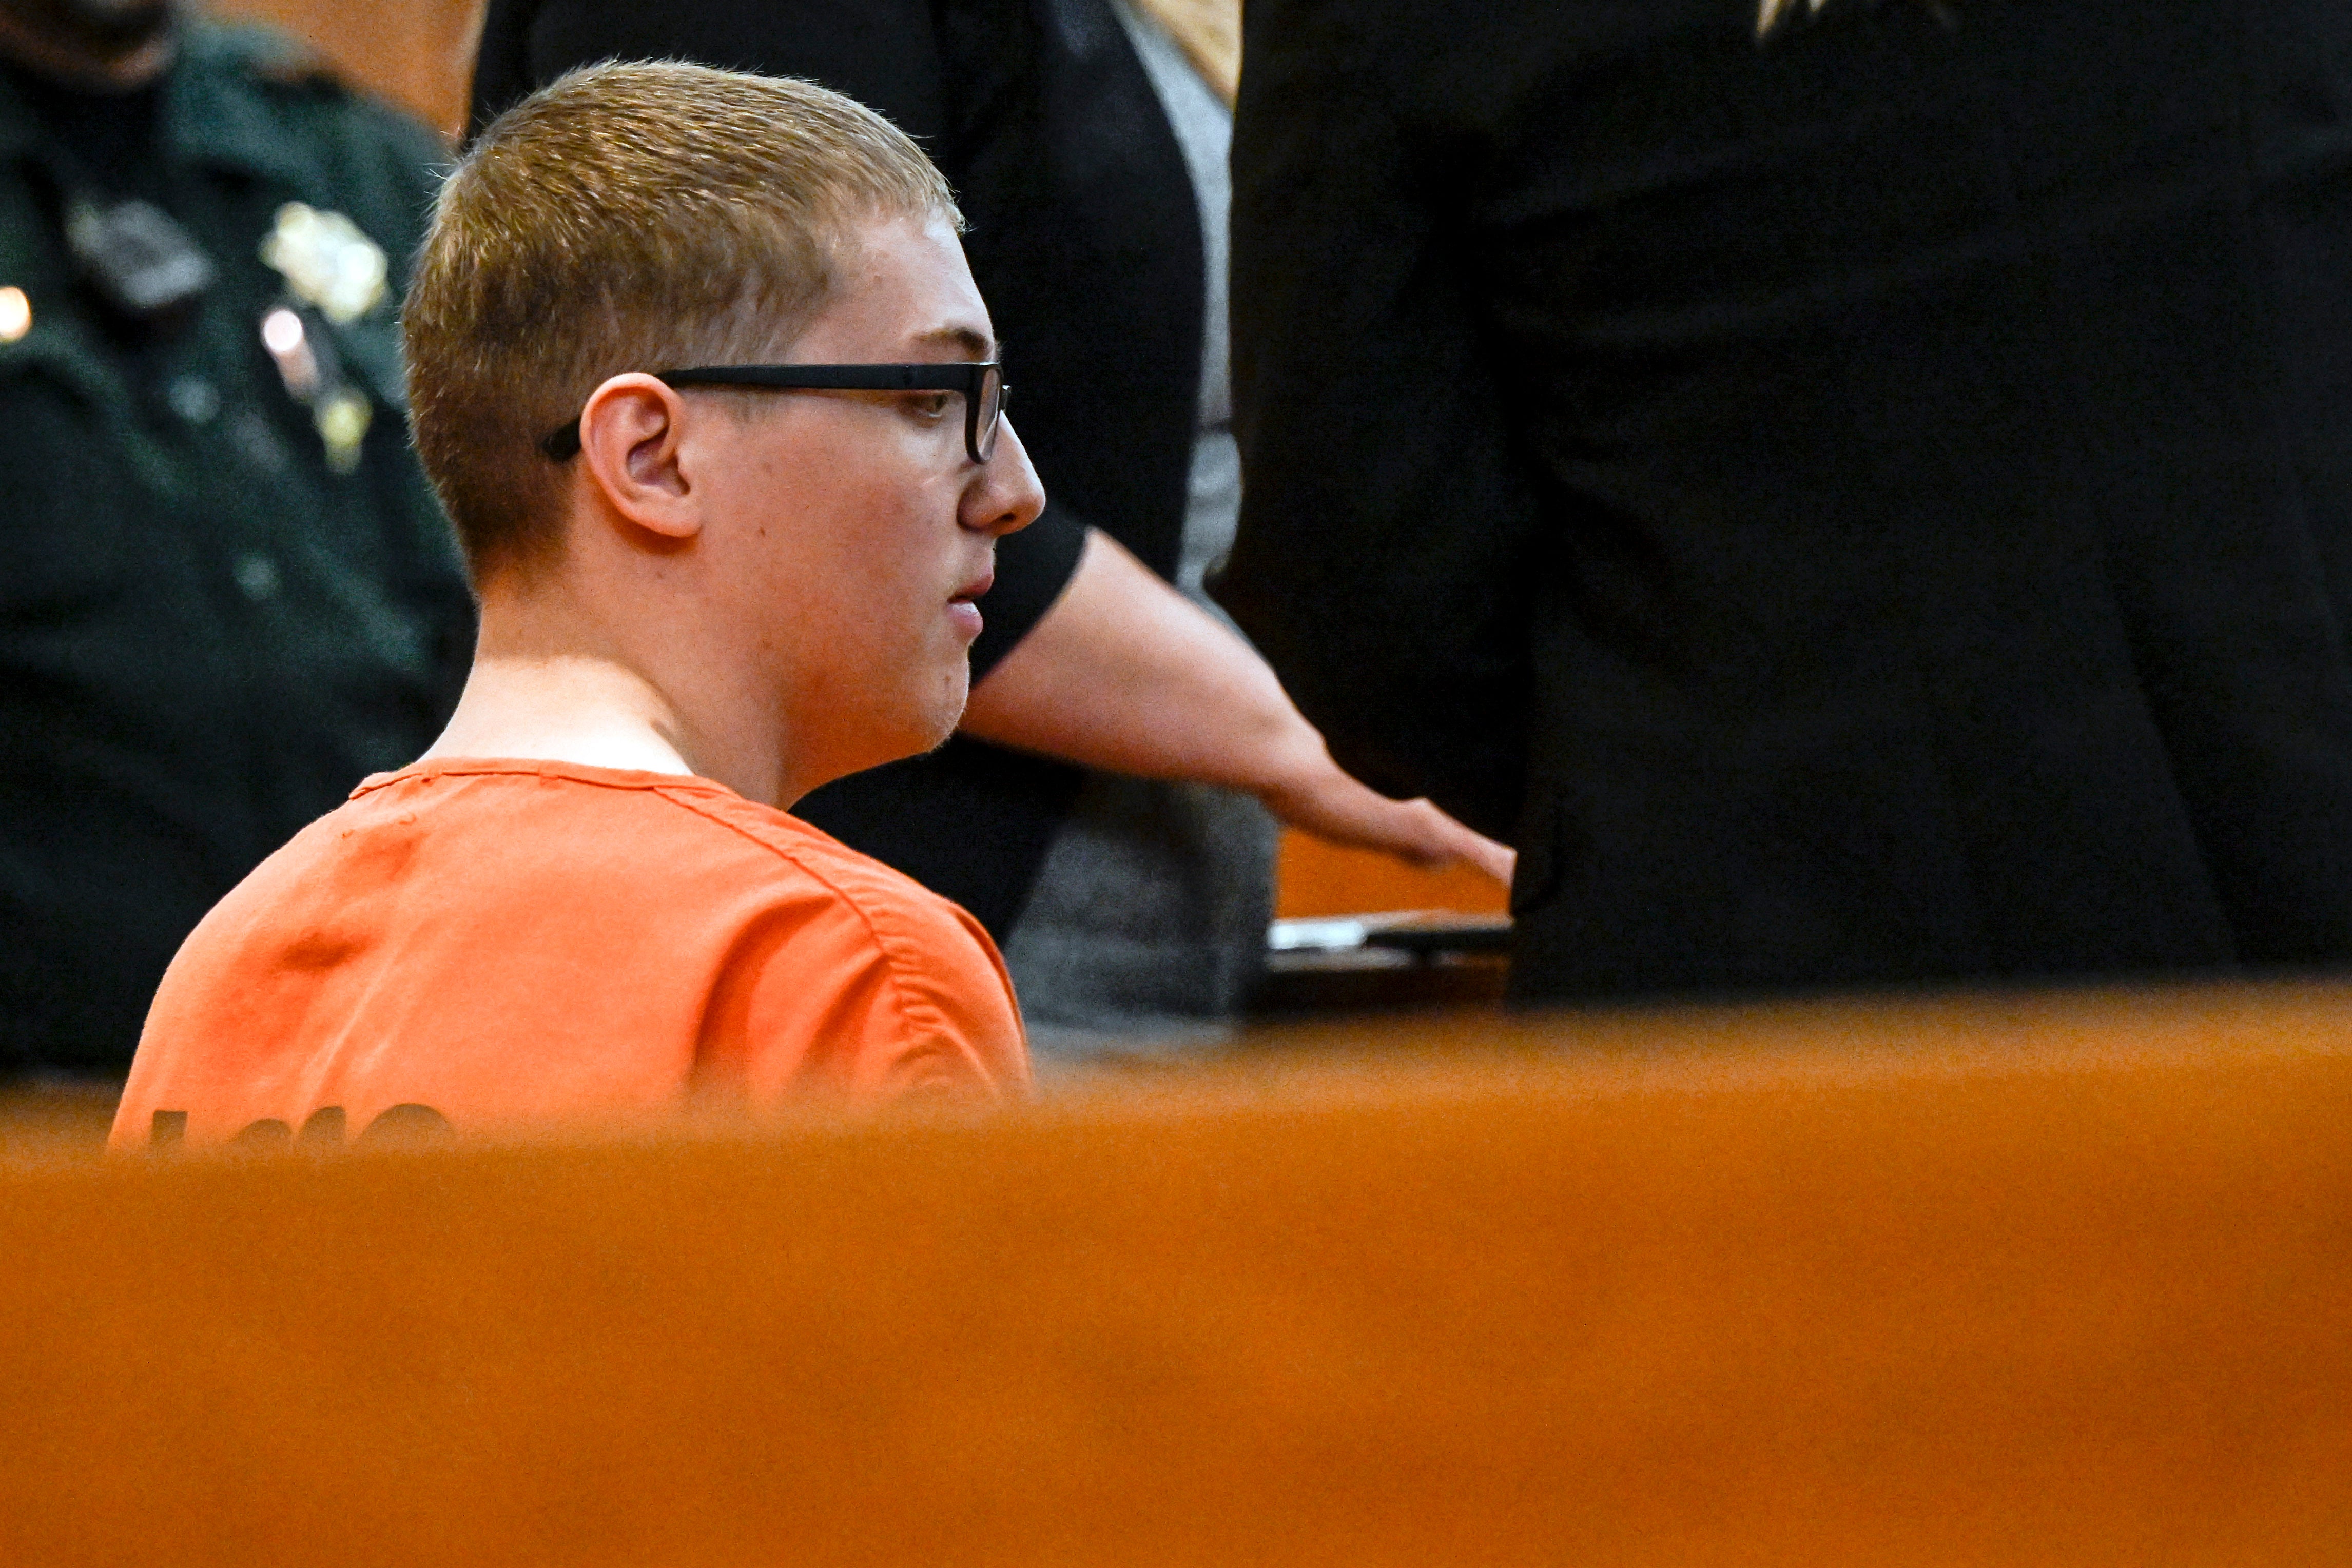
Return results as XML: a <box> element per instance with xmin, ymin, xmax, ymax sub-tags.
<box><xmin>5</xmin><ymin>978</ymin><xmax>2350</xmax><ymax>1564</ymax></box>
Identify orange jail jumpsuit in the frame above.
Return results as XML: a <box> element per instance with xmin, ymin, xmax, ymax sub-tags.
<box><xmin>112</xmin><ymin>759</ymin><xmax>1029</xmax><ymax>1149</ymax></box>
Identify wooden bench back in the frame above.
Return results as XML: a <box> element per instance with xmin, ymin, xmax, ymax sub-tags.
<box><xmin>6</xmin><ymin>982</ymin><xmax>2349</xmax><ymax>1564</ymax></box>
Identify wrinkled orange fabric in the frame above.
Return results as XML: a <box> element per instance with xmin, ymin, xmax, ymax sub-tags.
<box><xmin>111</xmin><ymin>759</ymin><xmax>1028</xmax><ymax>1149</ymax></box>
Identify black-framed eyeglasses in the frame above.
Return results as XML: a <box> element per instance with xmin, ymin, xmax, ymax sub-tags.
<box><xmin>538</xmin><ymin>362</ymin><xmax>1009</xmax><ymax>465</ymax></box>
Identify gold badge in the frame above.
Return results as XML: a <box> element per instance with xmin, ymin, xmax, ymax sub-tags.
<box><xmin>259</xmin><ymin>202</ymin><xmax>387</xmax><ymax>325</ymax></box>
<box><xmin>313</xmin><ymin>388</ymin><xmax>373</xmax><ymax>475</ymax></box>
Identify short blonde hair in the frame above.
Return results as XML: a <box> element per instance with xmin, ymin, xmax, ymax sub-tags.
<box><xmin>404</xmin><ymin>61</ymin><xmax>961</xmax><ymax>577</ymax></box>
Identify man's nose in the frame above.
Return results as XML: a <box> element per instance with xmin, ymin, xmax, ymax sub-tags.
<box><xmin>965</xmin><ymin>417</ymin><xmax>1045</xmax><ymax>537</ymax></box>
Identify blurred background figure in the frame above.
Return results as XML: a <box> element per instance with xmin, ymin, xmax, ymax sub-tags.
<box><xmin>0</xmin><ymin>0</ymin><xmax>473</xmax><ymax>1085</ymax></box>
<box><xmin>474</xmin><ymin>0</ymin><xmax>1510</xmax><ymax>1061</ymax></box>
<box><xmin>982</xmin><ymin>0</ymin><xmax>1264</xmax><ymax>1050</ymax></box>
<box><xmin>1220</xmin><ymin>0</ymin><xmax>2352</xmax><ymax>1004</ymax></box>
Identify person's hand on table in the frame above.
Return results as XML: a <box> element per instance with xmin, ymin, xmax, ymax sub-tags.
<box><xmin>1249</xmin><ymin>733</ymin><xmax>1515</xmax><ymax>885</ymax></box>
<box><xmin>959</xmin><ymin>526</ymin><xmax>1516</xmax><ymax>889</ymax></box>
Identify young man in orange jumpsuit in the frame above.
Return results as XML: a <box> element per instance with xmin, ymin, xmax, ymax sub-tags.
<box><xmin>113</xmin><ymin>62</ymin><xmax>1043</xmax><ymax>1148</ymax></box>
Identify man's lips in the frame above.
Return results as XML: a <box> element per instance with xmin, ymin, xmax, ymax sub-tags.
<box><xmin>947</xmin><ymin>571</ymin><xmax>993</xmax><ymax>642</ymax></box>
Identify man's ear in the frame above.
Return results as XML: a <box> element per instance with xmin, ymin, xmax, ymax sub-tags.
<box><xmin>576</xmin><ymin>374</ymin><xmax>703</xmax><ymax>543</ymax></box>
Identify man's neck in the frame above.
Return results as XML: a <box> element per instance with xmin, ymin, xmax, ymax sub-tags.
<box><xmin>421</xmin><ymin>591</ymin><xmax>800</xmax><ymax>808</ymax></box>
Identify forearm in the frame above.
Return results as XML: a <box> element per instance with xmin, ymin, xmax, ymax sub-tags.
<box><xmin>961</xmin><ymin>528</ymin><xmax>1318</xmax><ymax>794</ymax></box>
<box><xmin>962</xmin><ymin>529</ymin><xmax>1515</xmax><ymax>879</ymax></box>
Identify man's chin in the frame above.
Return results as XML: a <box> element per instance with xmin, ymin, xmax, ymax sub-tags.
<box><xmin>918</xmin><ymin>671</ymin><xmax>970</xmax><ymax>755</ymax></box>
<box><xmin>810</xmin><ymin>665</ymin><xmax>967</xmax><ymax>785</ymax></box>
<box><xmin>862</xmin><ymin>671</ymin><xmax>968</xmax><ymax>769</ymax></box>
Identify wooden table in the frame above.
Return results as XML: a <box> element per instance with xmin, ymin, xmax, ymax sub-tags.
<box><xmin>5</xmin><ymin>978</ymin><xmax>2349</xmax><ymax>1564</ymax></box>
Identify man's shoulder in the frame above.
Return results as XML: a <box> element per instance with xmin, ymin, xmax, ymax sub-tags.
<box><xmin>346</xmin><ymin>761</ymin><xmax>993</xmax><ymax>964</ymax></box>
<box><xmin>592</xmin><ymin>776</ymin><xmax>1024</xmax><ymax>1086</ymax></box>
<box><xmin>652</xmin><ymin>781</ymin><xmax>999</xmax><ymax>956</ymax></box>
<box><xmin>656</xmin><ymin>782</ymin><xmax>1025</xmax><ymax>1095</ymax></box>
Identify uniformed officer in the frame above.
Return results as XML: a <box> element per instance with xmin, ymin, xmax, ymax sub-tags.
<box><xmin>0</xmin><ymin>0</ymin><xmax>474</xmax><ymax>1079</ymax></box>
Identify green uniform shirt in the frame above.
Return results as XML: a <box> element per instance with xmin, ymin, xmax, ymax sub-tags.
<box><xmin>0</xmin><ymin>23</ymin><xmax>474</xmax><ymax>1073</ymax></box>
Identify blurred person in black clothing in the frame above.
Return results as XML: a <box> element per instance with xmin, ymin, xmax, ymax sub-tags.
<box><xmin>1217</xmin><ymin>0</ymin><xmax>2352</xmax><ymax>1002</ymax></box>
<box><xmin>0</xmin><ymin>0</ymin><xmax>473</xmax><ymax>1079</ymax></box>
